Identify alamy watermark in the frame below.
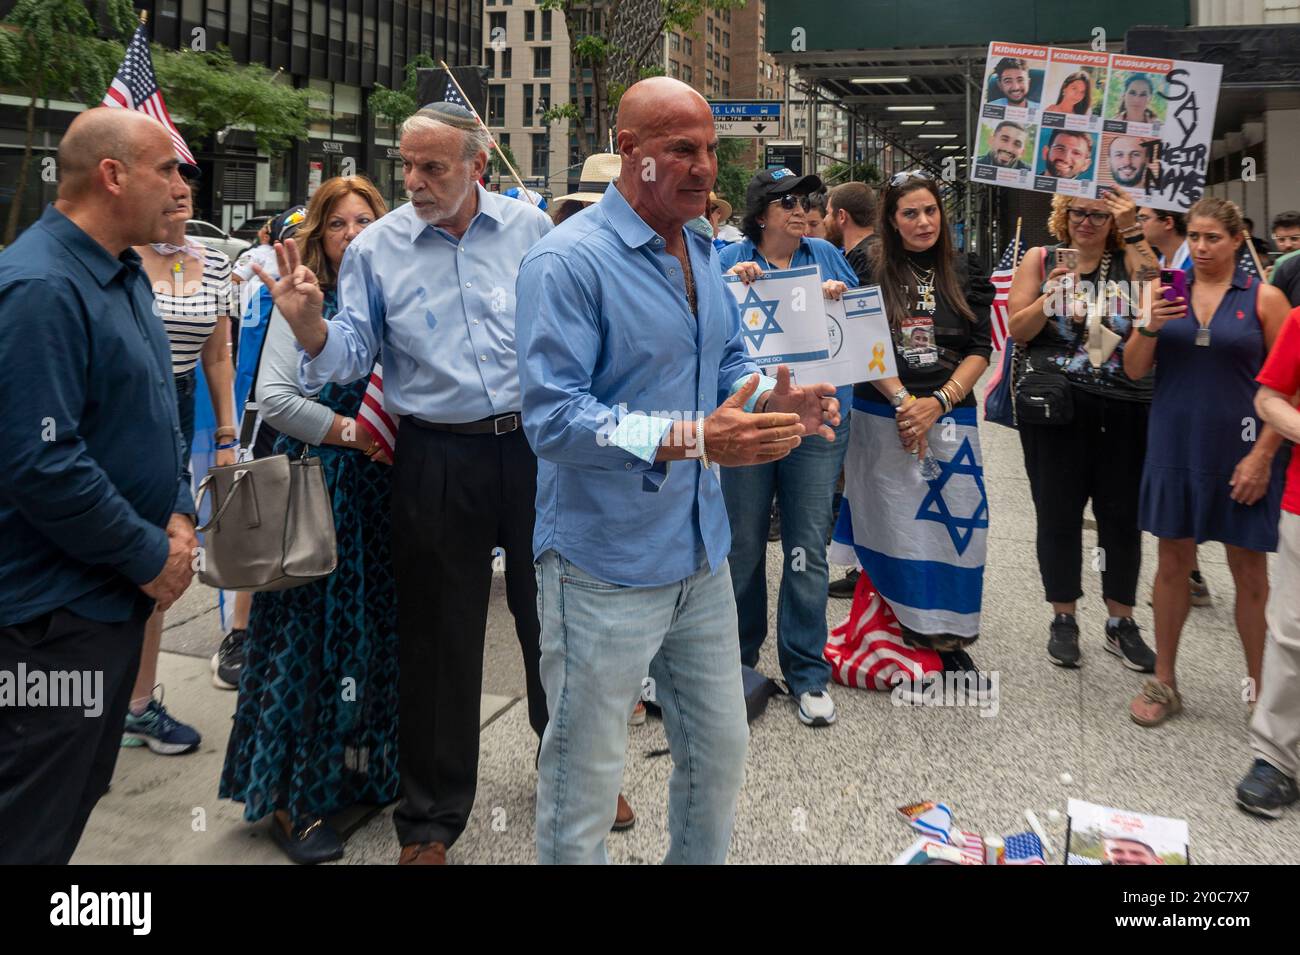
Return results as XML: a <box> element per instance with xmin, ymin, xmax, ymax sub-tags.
<box><xmin>0</xmin><ymin>664</ymin><xmax>103</xmax><ymax>717</ymax></box>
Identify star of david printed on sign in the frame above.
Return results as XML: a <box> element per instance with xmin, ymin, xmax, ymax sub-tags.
<box><xmin>738</xmin><ymin>285</ymin><xmax>782</xmax><ymax>352</ymax></box>
<box><xmin>914</xmin><ymin>436</ymin><xmax>989</xmax><ymax>556</ymax></box>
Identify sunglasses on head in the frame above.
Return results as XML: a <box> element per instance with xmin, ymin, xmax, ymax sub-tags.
<box><xmin>1067</xmin><ymin>207</ymin><xmax>1112</xmax><ymax>226</ymax></box>
<box><xmin>769</xmin><ymin>193</ymin><xmax>812</xmax><ymax>211</ymax></box>
<box><xmin>888</xmin><ymin>168</ymin><xmax>936</xmax><ymax>188</ymax></box>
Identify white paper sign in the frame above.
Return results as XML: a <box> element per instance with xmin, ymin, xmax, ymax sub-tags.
<box><xmin>724</xmin><ymin>265</ymin><xmax>831</xmax><ymax>369</ymax></box>
<box><xmin>802</xmin><ymin>285</ymin><xmax>897</xmax><ymax>387</ymax></box>
<box><xmin>971</xmin><ymin>41</ymin><xmax>1222</xmax><ymax>212</ymax></box>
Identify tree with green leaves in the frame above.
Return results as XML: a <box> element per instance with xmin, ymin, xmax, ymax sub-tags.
<box><xmin>150</xmin><ymin>45</ymin><xmax>312</xmax><ymax>156</ymax></box>
<box><xmin>0</xmin><ymin>0</ymin><xmax>137</xmax><ymax>243</ymax></box>
<box><xmin>368</xmin><ymin>52</ymin><xmax>438</xmax><ymax>131</ymax></box>
<box><xmin>539</xmin><ymin>0</ymin><xmax>745</xmax><ymax>159</ymax></box>
<box><xmin>712</xmin><ymin>137</ymin><xmax>752</xmax><ymax>213</ymax></box>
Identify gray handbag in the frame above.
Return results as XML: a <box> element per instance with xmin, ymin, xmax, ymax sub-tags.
<box><xmin>194</xmin><ymin>450</ymin><xmax>338</xmax><ymax>591</ymax></box>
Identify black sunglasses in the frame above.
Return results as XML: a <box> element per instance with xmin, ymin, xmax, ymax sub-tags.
<box><xmin>769</xmin><ymin>194</ymin><xmax>812</xmax><ymax>212</ymax></box>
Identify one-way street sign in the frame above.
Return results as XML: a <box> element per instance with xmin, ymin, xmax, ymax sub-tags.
<box><xmin>711</xmin><ymin>100</ymin><xmax>783</xmax><ymax>138</ymax></box>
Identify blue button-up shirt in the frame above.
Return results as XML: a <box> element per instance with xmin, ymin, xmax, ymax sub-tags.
<box><xmin>0</xmin><ymin>205</ymin><xmax>191</xmax><ymax>626</ymax></box>
<box><xmin>300</xmin><ymin>185</ymin><xmax>553</xmax><ymax>420</ymax></box>
<box><xmin>516</xmin><ymin>184</ymin><xmax>773</xmax><ymax>588</ymax></box>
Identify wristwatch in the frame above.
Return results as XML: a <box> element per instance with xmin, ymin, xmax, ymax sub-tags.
<box><xmin>889</xmin><ymin>387</ymin><xmax>912</xmax><ymax>408</ymax></box>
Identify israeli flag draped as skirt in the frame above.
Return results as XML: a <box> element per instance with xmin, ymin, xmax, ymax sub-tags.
<box><xmin>829</xmin><ymin>397</ymin><xmax>988</xmax><ymax>639</ymax></box>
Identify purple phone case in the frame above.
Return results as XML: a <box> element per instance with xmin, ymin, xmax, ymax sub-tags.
<box><xmin>1161</xmin><ymin>269</ymin><xmax>1187</xmax><ymax>302</ymax></box>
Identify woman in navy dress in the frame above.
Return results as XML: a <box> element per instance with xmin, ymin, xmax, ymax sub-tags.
<box><xmin>1124</xmin><ymin>197</ymin><xmax>1293</xmax><ymax>727</ymax></box>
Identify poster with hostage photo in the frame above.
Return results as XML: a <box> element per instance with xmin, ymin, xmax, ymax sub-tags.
<box><xmin>972</xmin><ymin>118</ymin><xmax>1036</xmax><ymax>184</ymax></box>
<box><xmin>1100</xmin><ymin>132</ymin><xmax>1160</xmax><ymax>196</ymax></box>
<box><xmin>979</xmin><ymin>42</ymin><xmax>1048</xmax><ymax>122</ymax></box>
<box><xmin>970</xmin><ymin>42</ymin><xmax>1222</xmax><ymax>213</ymax></box>
<box><xmin>1033</xmin><ymin>127</ymin><xmax>1099</xmax><ymax>195</ymax></box>
<box><xmin>1039</xmin><ymin>47</ymin><xmax>1106</xmax><ymax>134</ymax></box>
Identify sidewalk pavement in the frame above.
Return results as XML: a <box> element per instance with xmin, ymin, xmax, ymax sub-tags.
<box><xmin>74</xmin><ymin>392</ymin><xmax>1300</xmax><ymax>864</ymax></box>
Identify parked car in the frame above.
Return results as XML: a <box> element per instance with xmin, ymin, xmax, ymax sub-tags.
<box><xmin>231</xmin><ymin>214</ymin><xmax>274</xmax><ymax>245</ymax></box>
<box><xmin>185</xmin><ymin>219</ymin><xmax>251</xmax><ymax>261</ymax></box>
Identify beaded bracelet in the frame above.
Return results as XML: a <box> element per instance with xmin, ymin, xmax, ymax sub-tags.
<box><xmin>215</xmin><ymin>440</ymin><xmax>240</xmax><ymax>450</ymax></box>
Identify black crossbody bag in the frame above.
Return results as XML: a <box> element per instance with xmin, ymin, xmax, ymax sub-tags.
<box><xmin>1013</xmin><ymin>245</ymin><xmax>1088</xmax><ymax>426</ymax></box>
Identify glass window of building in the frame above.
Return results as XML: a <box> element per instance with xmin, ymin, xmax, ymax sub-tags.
<box><xmin>523</xmin><ymin>84</ymin><xmax>534</xmax><ymax>127</ymax></box>
<box><xmin>208</xmin><ymin>0</ymin><xmax>228</xmax><ymax>32</ymax></box>
<box><xmin>333</xmin><ymin>84</ymin><xmax>361</xmax><ymax>139</ymax></box>
<box><xmin>525</xmin><ymin>11</ymin><xmax>535</xmax><ymax>41</ymax></box>
<box><xmin>292</xmin><ymin>3</ymin><xmax>308</xmax><ymax>48</ymax></box>
<box><xmin>308</xmin><ymin>79</ymin><xmax>331</xmax><ymax>137</ymax></box>
<box><xmin>501</xmin><ymin>48</ymin><xmax>512</xmax><ymax>77</ymax></box>
<box><xmin>533</xmin><ymin>47</ymin><xmax>550</xmax><ymax>78</ymax></box>
<box><xmin>379</xmin><ymin>17</ymin><xmax>390</xmax><ymax>66</ymax></box>
<box><xmin>532</xmin><ymin>133</ymin><xmax>549</xmax><ymax>179</ymax></box>
<box><xmin>670</xmin><ymin>33</ymin><xmax>679</xmax><ymax>52</ymax></box>
<box><xmin>489</xmin><ymin>11</ymin><xmax>505</xmax><ymax>38</ymax></box>
<box><xmin>488</xmin><ymin>84</ymin><xmax>506</xmax><ymax>126</ymax></box>
<box><xmin>723</xmin><ymin>31</ymin><xmax>729</xmax><ymax>48</ymax></box>
<box><xmin>541</xmin><ymin>10</ymin><xmax>552</xmax><ymax>40</ymax></box>
<box><xmin>252</xmin><ymin>0</ymin><xmax>271</xmax><ymax>33</ymax></box>
<box><xmin>684</xmin><ymin>37</ymin><xmax>691</xmax><ymax>55</ymax></box>
<box><xmin>328</xmin><ymin>3</ymin><xmax>343</xmax><ymax>55</ymax></box>
<box><xmin>231</xmin><ymin>1</ymin><xmax>248</xmax><ymax>33</ymax></box>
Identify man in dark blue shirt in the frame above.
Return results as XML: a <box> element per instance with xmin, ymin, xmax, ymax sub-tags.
<box><xmin>0</xmin><ymin>109</ymin><xmax>197</xmax><ymax>863</ymax></box>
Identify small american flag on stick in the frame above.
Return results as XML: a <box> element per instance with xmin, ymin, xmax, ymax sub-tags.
<box><xmin>989</xmin><ymin>230</ymin><xmax>1028</xmax><ymax>352</ymax></box>
<box><xmin>101</xmin><ymin>25</ymin><xmax>196</xmax><ymax>170</ymax></box>
<box><xmin>357</xmin><ymin>365</ymin><xmax>398</xmax><ymax>460</ymax></box>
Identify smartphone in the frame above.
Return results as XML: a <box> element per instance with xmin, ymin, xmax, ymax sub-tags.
<box><xmin>1054</xmin><ymin>247</ymin><xmax>1079</xmax><ymax>272</ymax></box>
<box><xmin>1160</xmin><ymin>268</ymin><xmax>1188</xmax><ymax>302</ymax></box>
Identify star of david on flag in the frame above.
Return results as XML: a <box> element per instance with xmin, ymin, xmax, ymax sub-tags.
<box><xmin>915</xmin><ymin>436</ymin><xmax>989</xmax><ymax>556</ymax></box>
<box><xmin>738</xmin><ymin>286</ymin><xmax>782</xmax><ymax>351</ymax></box>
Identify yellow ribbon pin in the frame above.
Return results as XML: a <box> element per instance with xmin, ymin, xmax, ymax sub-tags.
<box><xmin>869</xmin><ymin>342</ymin><xmax>886</xmax><ymax>373</ymax></box>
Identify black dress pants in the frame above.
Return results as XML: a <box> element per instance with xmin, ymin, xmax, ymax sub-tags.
<box><xmin>0</xmin><ymin>608</ymin><xmax>146</xmax><ymax>864</ymax></box>
<box><xmin>390</xmin><ymin>419</ymin><xmax>546</xmax><ymax>849</ymax></box>
<box><xmin>1019</xmin><ymin>387</ymin><xmax>1149</xmax><ymax>608</ymax></box>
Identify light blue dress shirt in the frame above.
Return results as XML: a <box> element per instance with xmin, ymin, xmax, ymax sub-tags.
<box><xmin>300</xmin><ymin>184</ymin><xmax>553</xmax><ymax>421</ymax></box>
<box><xmin>516</xmin><ymin>184</ymin><xmax>776</xmax><ymax>588</ymax></box>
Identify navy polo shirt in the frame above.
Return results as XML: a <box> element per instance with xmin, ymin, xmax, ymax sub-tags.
<box><xmin>0</xmin><ymin>204</ymin><xmax>193</xmax><ymax>626</ymax></box>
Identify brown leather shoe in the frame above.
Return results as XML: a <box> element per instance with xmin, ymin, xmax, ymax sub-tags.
<box><xmin>398</xmin><ymin>841</ymin><xmax>448</xmax><ymax>865</ymax></box>
<box><xmin>611</xmin><ymin>793</ymin><xmax>635</xmax><ymax>832</ymax></box>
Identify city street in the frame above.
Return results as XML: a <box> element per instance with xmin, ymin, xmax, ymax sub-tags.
<box><xmin>74</xmin><ymin>383</ymin><xmax>1300</xmax><ymax>864</ymax></box>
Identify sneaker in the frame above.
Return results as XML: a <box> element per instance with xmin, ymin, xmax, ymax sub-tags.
<box><xmin>797</xmin><ymin>690</ymin><xmax>836</xmax><ymax>727</ymax></box>
<box><xmin>210</xmin><ymin>628</ymin><xmax>246</xmax><ymax>690</ymax></box>
<box><xmin>628</xmin><ymin>701</ymin><xmax>646</xmax><ymax>726</ymax></box>
<box><xmin>1104</xmin><ymin>617</ymin><xmax>1156</xmax><ymax>673</ymax></box>
<box><xmin>828</xmin><ymin>568</ymin><xmax>860</xmax><ymax>599</ymax></box>
<box><xmin>1236</xmin><ymin>759</ymin><xmax>1299</xmax><ymax>819</ymax></box>
<box><xmin>121</xmin><ymin>688</ymin><xmax>201</xmax><ymax>755</ymax></box>
<box><xmin>1189</xmin><ymin>570</ymin><xmax>1212</xmax><ymax>607</ymax></box>
<box><xmin>1047</xmin><ymin>613</ymin><xmax>1081</xmax><ymax>668</ymax></box>
<box><xmin>937</xmin><ymin>649</ymin><xmax>996</xmax><ymax>703</ymax></box>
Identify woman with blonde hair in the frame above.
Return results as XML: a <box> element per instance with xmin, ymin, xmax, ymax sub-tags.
<box><xmin>1123</xmin><ymin>196</ymin><xmax>1292</xmax><ymax>727</ymax></box>
<box><xmin>220</xmin><ymin>176</ymin><xmax>400</xmax><ymax>863</ymax></box>
<box><xmin>1007</xmin><ymin>189</ymin><xmax>1161</xmax><ymax>672</ymax></box>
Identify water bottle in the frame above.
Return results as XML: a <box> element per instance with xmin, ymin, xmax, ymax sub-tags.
<box><xmin>918</xmin><ymin>446</ymin><xmax>941</xmax><ymax>481</ymax></box>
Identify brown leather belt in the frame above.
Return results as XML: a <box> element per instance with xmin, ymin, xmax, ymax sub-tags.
<box><xmin>407</xmin><ymin>412</ymin><xmax>521</xmax><ymax>436</ymax></box>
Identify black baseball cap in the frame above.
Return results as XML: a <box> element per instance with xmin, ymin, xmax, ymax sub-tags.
<box><xmin>745</xmin><ymin>167</ymin><xmax>825</xmax><ymax>210</ymax></box>
<box><xmin>270</xmin><ymin>205</ymin><xmax>307</xmax><ymax>242</ymax></box>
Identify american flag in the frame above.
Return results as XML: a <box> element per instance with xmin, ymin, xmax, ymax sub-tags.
<box><xmin>826</xmin><ymin>570</ymin><xmax>943</xmax><ymax>691</ymax></box>
<box><xmin>441</xmin><ymin>80</ymin><xmax>469</xmax><ymax>109</ymax></box>
<box><xmin>1003</xmin><ymin>831</ymin><xmax>1047</xmax><ymax>865</ymax></box>
<box><xmin>101</xmin><ymin>25</ymin><xmax>196</xmax><ymax>167</ymax></box>
<box><xmin>357</xmin><ymin>364</ymin><xmax>398</xmax><ymax>460</ymax></box>
<box><xmin>989</xmin><ymin>237</ymin><xmax>1028</xmax><ymax>352</ymax></box>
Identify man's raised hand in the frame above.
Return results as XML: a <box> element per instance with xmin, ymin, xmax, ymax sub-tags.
<box><xmin>251</xmin><ymin>239</ymin><xmax>328</xmax><ymax>355</ymax></box>
<box><xmin>762</xmin><ymin>365</ymin><xmax>840</xmax><ymax>441</ymax></box>
<box><xmin>703</xmin><ymin>374</ymin><xmax>804</xmax><ymax>466</ymax></box>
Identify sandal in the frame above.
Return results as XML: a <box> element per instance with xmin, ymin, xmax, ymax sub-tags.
<box><xmin>1130</xmin><ymin>679</ymin><xmax>1183</xmax><ymax>728</ymax></box>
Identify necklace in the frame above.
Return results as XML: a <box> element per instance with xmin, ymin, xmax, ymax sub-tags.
<box><xmin>908</xmin><ymin>262</ymin><xmax>937</xmax><ymax>313</ymax></box>
<box><xmin>682</xmin><ymin>253</ymin><xmax>697</xmax><ymax>315</ymax></box>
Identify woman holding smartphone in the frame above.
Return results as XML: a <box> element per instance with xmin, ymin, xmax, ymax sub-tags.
<box><xmin>1007</xmin><ymin>190</ymin><xmax>1161</xmax><ymax>672</ymax></box>
<box><xmin>1123</xmin><ymin>197</ymin><xmax>1292</xmax><ymax>727</ymax></box>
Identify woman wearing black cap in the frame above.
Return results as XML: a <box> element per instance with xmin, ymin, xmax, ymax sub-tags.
<box><xmin>718</xmin><ymin>168</ymin><xmax>859</xmax><ymax>729</ymax></box>
<box><xmin>121</xmin><ymin>172</ymin><xmax>238</xmax><ymax>757</ymax></box>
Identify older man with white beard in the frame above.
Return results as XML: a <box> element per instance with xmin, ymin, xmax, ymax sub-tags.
<box><xmin>265</xmin><ymin>102</ymin><xmax>552</xmax><ymax>864</ymax></box>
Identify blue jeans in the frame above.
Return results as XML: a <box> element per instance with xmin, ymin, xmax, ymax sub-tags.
<box><xmin>720</xmin><ymin>417</ymin><xmax>849</xmax><ymax>696</ymax></box>
<box><xmin>174</xmin><ymin>370</ymin><xmax>196</xmax><ymax>489</ymax></box>
<box><xmin>534</xmin><ymin>551</ymin><xmax>749</xmax><ymax>864</ymax></box>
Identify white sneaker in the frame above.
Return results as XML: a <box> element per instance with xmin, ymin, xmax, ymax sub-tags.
<box><xmin>798</xmin><ymin>690</ymin><xmax>836</xmax><ymax>727</ymax></box>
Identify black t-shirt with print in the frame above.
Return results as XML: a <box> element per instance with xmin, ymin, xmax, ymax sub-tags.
<box><xmin>853</xmin><ymin>247</ymin><xmax>994</xmax><ymax>407</ymax></box>
<box><xmin>844</xmin><ymin>234</ymin><xmax>880</xmax><ymax>286</ymax></box>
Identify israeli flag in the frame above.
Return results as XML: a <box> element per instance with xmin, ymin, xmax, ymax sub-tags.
<box><xmin>830</xmin><ymin>398</ymin><xmax>988</xmax><ymax>638</ymax></box>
